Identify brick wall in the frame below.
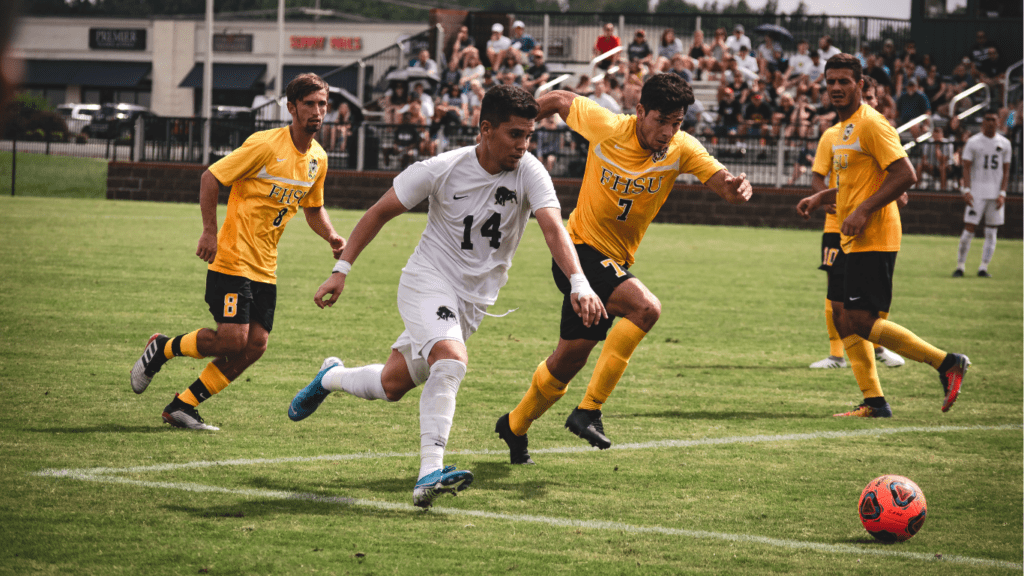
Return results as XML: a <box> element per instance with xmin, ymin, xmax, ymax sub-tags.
<box><xmin>107</xmin><ymin>162</ymin><xmax>1022</xmax><ymax>238</ymax></box>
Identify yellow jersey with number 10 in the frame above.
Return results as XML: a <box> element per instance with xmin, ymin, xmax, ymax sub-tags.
<box><xmin>828</xmin><ymin>103</ymin><xmax>905</xmax><ymax>253</ymax></box>
<box><xmin>564</xmin><ymin>97</ymin><xmax>724</xmax><ymax>267</ymax></box>
<box><xmin>207</xmin><ymin>127</ymin><xmax>328</xmax><ymax>284</ymax></box>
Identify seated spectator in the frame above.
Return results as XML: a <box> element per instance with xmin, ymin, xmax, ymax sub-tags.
<box><xmin>864</xmin><ymin>54</ymin><xmax>892</xmax><ymax>91</ymax></box>
<box><xmin>774</xmin><ymin>92</ymin><xmax>795</xmax><ymax>137</ymax></box>
<box><xmin>382</xmin><ymin>82</ymin><xmax>409</xmax><ymax>125</ymax></box>
<box><xmin>486</xmin><ymin>23</ymin><xmax>512</xmax><ymax>70</ymax></box>
<box><xmin>755</xmin><ymin>35</ymin><xmax>778</xmax><ymax>76</ymax></box>
<box><xmin>411</xmin><ymin>81</ymin><xmax>434</xmax><ymax>121</ymax></box>
<box><xmin>705</xmin><ymin>28</ymin><xmax>729</xmax><ymax>79</ymax></box>
<box><xmin>683</xmin><ymin>97</ymin><xmax>706</xmax><ymax>135</ymax></box>
<box><xmin>743</xmin><ymin>92</ymin><xmax>774</xmax><ymax>137</ymax></box>
<box><xmin>974</xmin><ymin>46</ymin><xmax>1005</xmax><ymax>103</ymax></box>
<box><xmin>318</xmin><ymin>100</ymin><xmax>341</xmax><ymax>152</ymax></box>
<box><xmin>916</xmin><ymin>126</ymin><xmax>953</xmax><ymax>189</ymax></box>
<box><xmin>875</xmin><ymin>83</ymin><xmax>898</xmax><ymax>125</ymax></box>
<box><xmin>440</xmin><ymin>55</ymin><xmax>463</xmax><ymax>93</ymax></box>
<box><xmin>895</xmin><ymin>77</ymin><xmax>931</xmax><ymax>137</ymax></box>
<box><xmin>685</xmin><ymin>30</ymin><xmax>711</xmax><ymax>79</ymax></box>
<box><xmin>496</xmin><ymin>52</ymin><xmax>524</xmax><ymax>84</ymax></box>
<box><xmin>459</xmin><ymin>49</ymin><xmax>485</xmax><ymax>91</ymax></box>
<box><xmin>467</xmin><ymin>80</ymin><xmax>485</xmax><ymax>127</ymax></box>
<box><xmin>439</xmin><ymin>84</ymin><xmax>468</xmax><ymax>122</ymax></box>
<box><xmin>573</xmin><ymin>74</ymin><xmax>594</xmax><ymax>96</ymax></box>
<box><xmin>735</xmin><ymin>45</ymin><xmax>759</xmax><ymax>79</ymax></box>
<box><xmin>627</xmin><ymin>29</ymin><xmax>654</xmax><ymax>66</ymax></box>
<box><xmin>808</xmin><ymin>51</ymin><xmax>826</xmax><ymax>92</ymax></box>
<box><xmin>384</xmin><ymin>110</ymin><xmax>425</xmax><ymax>168</ymax></box>
<box><xmin>594</xmin><ymin>22</ymin><xmax>622</xmax><ymax>71</ymax></box>
<box><xmin>879</xmin><ymin>38</ymin><xmax>898</xmax><ymax>74</ymax></box>
<box><xmin>716</xmin><ymin>86</ymin><xmax>742</xmax><ymax>137</ymax></box>
<box><xmin>818</xmin><ymin>35</ymin><xmax>841</xmax><ymax>60</ymax></box>
<box><xmin>789</xmin><ymin>93</ymin><xmax>815</xmax><ymax>138</ymax></box>
<box><xmin>668</xmin><ymin>53</ymin><xmax>693</xmax><ymax>83</ymax></box>
<box><xmin>446</xmin><ymin>26</ymin><xmax>475</xmax><ymax>66</ymax></box>
<box><xmin>787</xmin><ymin>39</ymin><xmax>814</xmax><ymax>81</ymax></box>
<box><xmin>410</xmin><ymin>49</ymin><xmax>439</xmax><ymax>76</ymax></box>
<box><xmin>589</xmin><ymin>77</ymin><xmax>622</xmax><ymax>114</ymax></box>
<box><xmin>723</xmin><ymin>60</ymin><xmax>751</xmax><ymax>103</ymax></box>
<box><xmin>509</xmin><ymin>21</ymin><xmax>536</xmax><ymax>61</ymax></box>
<box><xmin>621</xmin><ymin>58</ymin><xmax>647</xmax><ymax>113</ymax></box>
<box><xmin>921</xmin><ymin>64</ymin><xmax>947</xmax><ymax>114</ymax></box>
<box><xmin>534</xmin><ymin>114</ymin><xmax>561</xmax><ymax>172</ymax></box>
<box><xmin>725</xmin><ymin>23</ymin><xmax>751</xmax><ymax>55</ymax></box>
<box><xmin>813</xmin><ymin>91</ymin><xmax>837</xmax><ymax>136</ymax></box>
<box><xmin>521</xmin><ymin>49</ymin><xmax>550</xmax><ymax>95</ymax></box>
<box><xmin>656</xmin><ymin>28</ymin><xmax>685</xmax><ymax>73</ymax></box>
<box><xmin>967</xmin><ymin>30</ymin><xmax>998</xmax><ymax>69</ymax></box>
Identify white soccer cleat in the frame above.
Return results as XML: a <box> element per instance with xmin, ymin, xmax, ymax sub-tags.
<box><xmin>130</xmin><ymin>333</ymin><xmax>165</xmax><ymax>394</ymax></box>
<box><xmin>810</xmin><ymin>356</ymin><xmax>847</xmax><ymax>369</ymax></box>
<box><xmin>875</xmin><ymin>347</ymin><xmax>906</xmax><ymax>368</ymax></box>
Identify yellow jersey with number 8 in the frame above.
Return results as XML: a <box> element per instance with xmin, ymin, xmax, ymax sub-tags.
<box><xmin>826</xmin><ymin>104</ymin><xmax>905</xmax><ymax>253</ymax></box>
<box><xmin>207</xmin><ymin>127</ymin><xmax>327</xmax><ymax>284</ymax></box>
<box><xmin>564</xmin><ymin>97</ymin><xmax>724</xmax><ymax>267</ymax></box>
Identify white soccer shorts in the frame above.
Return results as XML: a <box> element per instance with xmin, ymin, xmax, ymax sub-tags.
<box><xmin>964</xmin><ymin>198</ymin><xmax>1004</xmax><ymax>227</ymax></box>
<box><xmin>391</xmin><ymin>264</ymin><xmax>485</xmax><ymax>386</ymax></box>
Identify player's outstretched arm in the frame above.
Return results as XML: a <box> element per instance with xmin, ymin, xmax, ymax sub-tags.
<box><xmin>705</xmin><ymin>169</ymin><xmax>753</xmax><ymax>205</ymax></box>
<box><xmin>534</xmin><ymin>207</ymin><xmax>607</xmax><ymax>328</ymax></box>
<box><xmin>313</xmin><ymin>187</ymin><xmax>408</xmax><ymax>309</ymax></box>
<box><xmin>196</xmin><ymin>170</ymin><xmax>224</xmax><ymax>263</ymax></box>
<box><xmin>535</xmin><ymin>90</ymin><xmax>577</xmax><ymax>122</ymax></box>
<box><xmin>303</xmin><ymin>205</ymin><xmax>346</xmax><ymax>259</ymax></box>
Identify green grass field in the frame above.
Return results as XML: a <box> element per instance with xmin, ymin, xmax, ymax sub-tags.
<box><xmin>0</xmin><ymin>152</ymin><xmax>108</xmax><ymax>199</ymax></box>
<box><xmin>1</xmin><ymin>195</ymin><xmax>1020</xmax><ymax>575</ymax></box>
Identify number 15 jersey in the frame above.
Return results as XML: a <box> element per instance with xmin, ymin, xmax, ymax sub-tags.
<box><xmin>565</xmin><ymin>97</ymin><xmax>724</xmax><ymax>267</ymax></box>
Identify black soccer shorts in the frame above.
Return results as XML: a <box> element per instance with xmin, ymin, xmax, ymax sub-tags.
<box><xmin>204</xmin><ymin>270</ymin><xmax>277</xmax><ymax>331</ymax></box>
<box><xmin>842</xmin><ymin>251</ymin><xmax>897</xmax><ymax>315</ymax></box>
<box><xmin>551</xmin><ymin>243</ymin><xmax>636</xmax><ymax>341</ymax></box>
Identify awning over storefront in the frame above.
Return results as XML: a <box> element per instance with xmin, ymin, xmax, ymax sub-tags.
<box><xmin>179</xmin><ymin>63</ymin><xmax>267</xmax><ymax>90</ymax></box>
<box><xmin>24</xmin><ymin>60</ymin><xmax>152</xmax><ymax>87</ymax></box>
<box><xmin>281</xmin><ymin>65</ymin><xmax>358</xmax><ymax>96</ymax></box>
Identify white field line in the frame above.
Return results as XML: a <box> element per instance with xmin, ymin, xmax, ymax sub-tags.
<box><xmin>32</xmin><ymin>424</ymin><xmax>1023</xmax><ymax>571</ymax></box>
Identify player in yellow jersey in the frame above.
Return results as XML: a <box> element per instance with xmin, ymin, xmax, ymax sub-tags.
<box><xmin>809</xmin><ymin>77</ymin><xmax>905</xmax><ymax>370</ymax></box>
<box><xmin>129</xmin><ymin>73</ymin><xmax>346</xmax><ymax>430</ymax></box>
<box><xmin>797</xmin><ymin>54</ymin><xmax>969</xmax><ymax>418</ymax></box>
<box><xmin>495</xmin><ymin>74</ymin><xmax>752</xmax><ymax>463</ymax></box>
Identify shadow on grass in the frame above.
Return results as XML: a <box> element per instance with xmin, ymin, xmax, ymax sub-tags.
<box><xmin>27</xmin><ymin>424</ymin><xmax>168</xmax><ymax>434</ymax></box>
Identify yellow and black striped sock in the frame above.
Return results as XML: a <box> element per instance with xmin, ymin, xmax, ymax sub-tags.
<box><xmin>579</xmin><ymin>319</ymin><xmax>647</xmax><ymax>411</ymax></box>
<box><xmin>164</xmin><ymin>330</ymin><xmax>204</xmax><ymax>360</ymax></box>
<box><xmin>508</xmin><ymin>361</ymin><xmax>569</xmax><ymax>436</ymax></box>
<box><xmin>178</xmin><ymin>362</ymin><xmax>231</xmax><ymax>407</ymax></box>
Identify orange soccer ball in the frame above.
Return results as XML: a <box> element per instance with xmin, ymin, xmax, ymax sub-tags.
<box><xmin>858</xmin><ymin>474</ymin><xmax>928</xmax><ymax>542</ymax></box>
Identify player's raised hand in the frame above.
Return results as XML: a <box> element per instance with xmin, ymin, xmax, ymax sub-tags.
<box><xmin>314</xmin><ymin>273</ymin><xmax>346</xmax><ymax>309</ymax></box>
<box><xmin>571</xmin><ymin>292</ymin><xmax>607</xmax><ymax>328</ymax></box>
<box><xmin>196</xmin><ymin>230</ymin><xmax>218</xmax><ymax>263</ymax></box>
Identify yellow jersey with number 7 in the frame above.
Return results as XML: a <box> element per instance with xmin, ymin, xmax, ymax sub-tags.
<box><xmin>564</xmin><ymin>97</ymin><xmax>724</xmax><ymax>267</ymax></box>
<box><xmin>207</xmin><ymin>127</ymin><xmax>327</xmax><ymax>284</ymax></box>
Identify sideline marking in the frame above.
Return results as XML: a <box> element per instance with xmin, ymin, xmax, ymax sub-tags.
<box><xmin>33</xmin><ymin>424</ymin><xmax>1022</xmax><ymax>571</ymax></box>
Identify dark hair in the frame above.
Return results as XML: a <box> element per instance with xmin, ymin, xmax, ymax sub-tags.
<box><xmin>824</xmin><ymin>53</ymin><xmax>862</xmax><ymax>83</ymax></box>
<box><xmin>638</xmin><ymin>73</ymin><xmax>695</xmax><ymax>116</ymax></box>
<box><xmin>479</xmin><ymin>84</ymin><xmax>539</xmax><ymax>129</ymax></box>
<box><xmin>286</xmin><ymin>73</ymin><xmax>329</xmax><ymax>105</ymax></box>
<box><xmin>863</xmin><ymin>76</ymin><xmax>878</xmax><ymax>91</ymax></box>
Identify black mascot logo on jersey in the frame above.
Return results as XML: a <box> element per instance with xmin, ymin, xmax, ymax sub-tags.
<box><xmin>436</xmin><ymin>306</ymin><xmax>456</xmax><ymax>321</ymax></box>
<box><xmin>494</xmin><ymin>187</ymin><xmax>518</xmax><ymax>206</ymax></box>
<box><xmin>307</xmin><ymin>158</ymin><xmax>319</xmax><ymax>181</ymax></box>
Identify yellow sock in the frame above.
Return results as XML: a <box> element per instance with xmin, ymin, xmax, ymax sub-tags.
<box><xmin>163</xmin><ymin>330</ymin><xmax>204</xmax><ymax>360</ymax></box>
<box><xmin>509</xmin><ymin>361</ymin><xmax>568</xmax><ymax>436</ymax></box>
<box><xmin>579</xmin><ymin>319</ymin><xmax>647</xmax><ymax>411</ymax></box>
<box><xmin>825</xmin><ymin>298</ymin><xmax>844</xmax><ymax>357</ymax></box>
<box><xmin>179</xmin><ymin>389</ymin><xmax>200</xmax><ymax>407</ymax></box>
<box><xmin>869</xmin><ymin>319</ymin><xmax>946</xmax><ymax>369</ymax></box>
<box><xmin>178</xmin><ymin>362</ymin><xmax>232</xmax><ymax>407</ymax></box>
<box><xmin>843</xmin><ymin>334</ymin><xmax>883</xmax><ymax>399</ymax></box>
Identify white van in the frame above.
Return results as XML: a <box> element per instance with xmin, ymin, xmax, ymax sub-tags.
<box><xmin>56</xmin><ymin>103</ymin><xmax>102</xmax><ymax>134</ymax></box>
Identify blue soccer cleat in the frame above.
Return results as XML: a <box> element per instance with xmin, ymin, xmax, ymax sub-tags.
<box><xmin>412</xmin><ymin>465</ymin><xmax>474</xmax><ymax>508</ymax></box>
<box><xmin>288</xmin><ymin>357</ymin><xmax>342</xmax><ymax>422</ymax></box>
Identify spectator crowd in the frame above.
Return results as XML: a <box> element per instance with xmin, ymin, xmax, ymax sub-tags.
<box><xmin>316</xmin><ymin>19</ymin><xmax>1020</xmax><ymax>190</ymax></box>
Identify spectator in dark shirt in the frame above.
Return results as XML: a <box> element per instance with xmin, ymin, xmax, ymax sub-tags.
<box><xmin>879</xmin><ymin>39</ymin><xmax>898</xmax><ymax>75</ymax></box>
<box><xmin>967</xmin><ymin>30</ymin><xmax>997</xmax><ymax>68</ymax></box>
<box><xmin>743</xmin><ymin>92</ymin><xmax>774</xmax><ymax>137</ymax></box>
<box><xmin>627</xmin><ymin>28</ymin><xmax>653</xmax><ymax>65</ymax></box>
<box><xmin>384</xmin><ymin>110</ymin><xmax>423</xmax><ymax>168</ymax></box>
<box><xmin>895</xmin><ymin>77</ymin><xmax>931</xmax><ymax>137</ymax></box>
<box><xmin>717</xmin><ymin>86</ymin><xmax>742</xmax><ymax>137</ymax></box>
<box><xmin>521</xmin><ymin>49</ymin><xmax>550</xmax><ymax>95</ymax></box>
<box><xmin>865</xmin><ymin>54</ymin><xmax>891</xmax><ymax>90</ymax></box>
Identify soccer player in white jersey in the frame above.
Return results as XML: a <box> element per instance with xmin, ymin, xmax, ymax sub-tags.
<box><xmin>287</xmin><ymin>85</ymin><xmax>606</xmax><ymax>508</ymax></box>
<box><xmin>953</xmin><ymin>109</ymin><xmax>1011</xmax><ymax>278</ymax></box>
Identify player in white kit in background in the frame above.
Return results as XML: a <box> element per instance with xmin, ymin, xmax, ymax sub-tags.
<box><xmin>287</xmin><ymin>85</ymin><xmax>606</xmax><ymax>508</ymax></box>
<box><xmin>953</xmin><ymin>109</ymin><xmax>1011</xmax><ymax>278</ymax></box>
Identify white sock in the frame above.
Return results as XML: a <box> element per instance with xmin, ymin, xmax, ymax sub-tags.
<box><xmin>980</xmin><ymin>226</ymin><xmax>997</xmax><ymax>270</ymax></box>
<box><xmin>956</xmin><ymin>229</ymin><xmax>973</xmax><ymax>270</ymax></box>
<box><xmin>322</xmin><ymin>364</ymin><xmax>389</xmax><ymax>401</ymax></box>
<box><xmin>418</xmin><ymin>359</ymin><xmax>466</xmax><ymax>480</ymax></box>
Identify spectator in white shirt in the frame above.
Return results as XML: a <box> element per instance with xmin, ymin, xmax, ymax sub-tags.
<box><xmin>486</xmin><ymin>23</ymin><xmax>512</xmax><ymax>70</ymax></box>
<box><xmin>725</xmin><ymin>23</ymin><xmax>751</xmax><ymax>56</ymax></box>
<box><xmin>735</xmin><ymin>45</ymin><xmax>759</xmax><ymax>78</ymax></box>
<box><xmin>818</xmin><ymin>35</ymin><xmax>841</xmax><ymax>61</ymax></box>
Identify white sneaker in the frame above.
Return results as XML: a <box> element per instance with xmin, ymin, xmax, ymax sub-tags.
<box><xmin>810</xmin><ymin>356</ymin><xmax>847</xmax><ymax>369</ymax></box>
<box><xmin>875</xmin><ymin>347</ymin><xmax>906</xmax><ymax>367</ymax></box>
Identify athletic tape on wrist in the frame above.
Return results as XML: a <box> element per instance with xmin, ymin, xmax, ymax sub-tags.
<box><xmin>333</xmin><ymin>260</ymin><xmax>352</xmax><ymax>275</ymax></box>
<box><xmin>569</xmin><ymin>273</ymin><xmax>595</xmax><ymax>298</ymax></box>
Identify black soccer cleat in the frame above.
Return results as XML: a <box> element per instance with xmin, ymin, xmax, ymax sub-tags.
<box><xmin>951</xmin><ymin>269</ymin><xmax>964</xmax><ymax>278</ymax></box>
<box><xmin>565</xmin><ymin>407</ymin><xmax>611</xmax><ymax>450</ymax></box>
<box><xmin>495</xmin><ymin>413</ymin><xmax>534</xmax><ymax>465</ymax></box>
<box><xmin>977</xmin><ymin>270</ymin><xmax>993</xmax><ymax>278</ymax></box>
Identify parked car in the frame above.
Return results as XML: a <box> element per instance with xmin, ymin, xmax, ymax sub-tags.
<box><xmin>83</xmin><ymin>103</ymin><xmax>154</xmax><ymax>139</ymax></box>
<box><xmin>55</xmin><ymin>103</ymin><xmax>101</xmax><ymax>134</ymax></box>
